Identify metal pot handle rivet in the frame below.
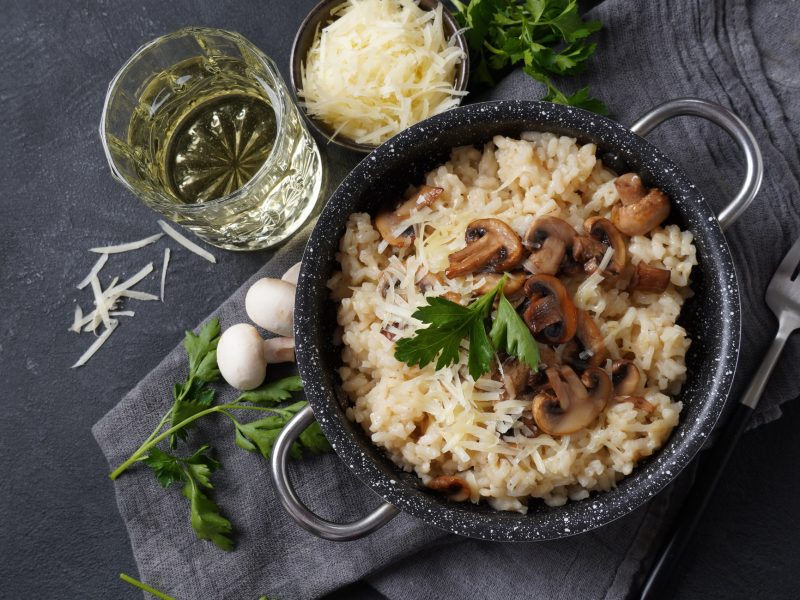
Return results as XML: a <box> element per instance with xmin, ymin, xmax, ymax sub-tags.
<box><xmin>270</xmin><ymin>404</ymin><xmax>400</xmax><ymax>540</ymax></box>
<box><xmin>630</xmin><ymin>97</ymin><xmax>764</xmax><ymax>229</ymax></box>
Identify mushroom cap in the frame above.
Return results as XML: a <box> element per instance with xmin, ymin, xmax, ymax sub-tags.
<box><xmin>612</xmin><ymin>188</ymin><xmax>671</xmax><ymax>236</ymax></box>
<box><xmin>583</xmin><ymin>217</ymin><xmax>627</xmax><ymax>277</ymax></box>
<box><xmin>245</xmin><ymin>277</ymin><xmax>296</xmax><ymax>337</ymax></box>
<box><xmin>522</xmin><ymin>216</ymin><xmax>576</xmax><ymax>275</ymax></box>
<box><xmin>473</xmin><ymin>271</ymin><xmax>527</xmax><ymax>297</ymax></box>
<box><xmin>217</xmin><ymin>323</ymin><xmax>267</xmax><ymax>391</ymax></box>
<box><xmin>563</xmin><ymin>309</ymin><xmax>608</xmax><ymax>370</ymax></box>
<box><xmin>614</xmin><ymin>173</ymin><xmax>646</xmax><ymax>205</ymax></box>
<box><xmin>426</xmin><ymin>475</ymin><xmax>471</xmax><ymax>502</ymax></box>
<box><xmin>629</xmin><ymin>261</ymin><xmax>671</xmax><ymax>293</ymax></box>
<box><xmin>375</xmin><ymin>185</ymin><xmax>443</xmax><ymax>247</ymax></box>
<box><xmin>532</xmin><ymin>365</ymin><xmax>611</xmax><ymax>435</ymax></box>
<box><xmin>446</xmin><ymin>218</ymin><xmax>523</xmax><ymax>278</ymax></box>
<box><xmin>612</xmin><ymin>359</ymin><xmax>641</xmax><ymax>396</ymax></box>
<box><xmin>522</xmin><ymin>274</ymin><xmax>578</xmax><ymax>344</ymax></box>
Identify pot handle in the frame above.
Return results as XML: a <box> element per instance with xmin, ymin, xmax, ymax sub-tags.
<box><xmin>629</xmin><ymin>98</ymin><xmax>763</xmax><ymax>229</ymax></box>
<box><xmin>269</xmin><ymin>404</ymin><xmax>400</xmax><ymax>541</ymax></box>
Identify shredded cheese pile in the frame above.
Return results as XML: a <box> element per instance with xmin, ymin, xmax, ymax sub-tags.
<box><xmin>299</xmin><ymin>0</ymin><xmax>466</xmax><ymax>146</ymax></box>
<box><xmin>69</xmin><ymin>224</ymin><xmax>217</xmax><ymax>368</ymax></box>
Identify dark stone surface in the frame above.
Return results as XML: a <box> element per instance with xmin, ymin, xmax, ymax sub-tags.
<box><xmin>0</xmin><ymin>1</ymin><xmax>797</xmax><ymax>599</ymax></box>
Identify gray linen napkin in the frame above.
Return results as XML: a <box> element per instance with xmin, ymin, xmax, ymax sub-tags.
<box><xmin>93</xmin><ymin>0</ymin><xmax>800</xmax><ymax>598</ymax></box>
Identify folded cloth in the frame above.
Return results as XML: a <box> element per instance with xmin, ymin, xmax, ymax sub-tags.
<box><xmin>93</xmin><ymin>0</ymin><xmax>800</xmax><ymax>598</ymax></box>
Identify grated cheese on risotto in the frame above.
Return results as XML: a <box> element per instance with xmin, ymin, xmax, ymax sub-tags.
<box><xmin>328</xmin><ymin>134</ymin><xmax>697</xmax><ymax>511</ymax></box>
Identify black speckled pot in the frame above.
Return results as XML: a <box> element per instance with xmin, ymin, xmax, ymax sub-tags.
<box><xmin>294</xmin><ymin>100</ymin><xmax>742</xmax><ymax>541</ymax></box>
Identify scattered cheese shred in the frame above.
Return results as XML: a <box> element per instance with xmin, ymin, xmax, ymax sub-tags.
<box><xmin>160</xmin><ymin>248</ymin><xmax>171</xmax><ymax>302</ymax></box>
<box><xmin>69</xmin><ymin>305</ymin><xmax>83</xmax><ymax>333</ymax></box>
<box><xmin>71</xmin><ymin>320</ymin><xmax>118</xmax><ymax>368</ymax></box>
<box><xmin>76</xmin><ymin>253</ymin><xmax>109</xmax><ymax>289</ymax></box>
<box><xmin>89</xmin><ymin>233</ymin><xmax>163</xmax><ymax>254</ymax></box>
<box><xmin>119</xmin><ymin>290</ymin><xmax>159</xmax><ymax>301</ymax></box>
<box><xmin>71</xmin><ymin>220</ymin><xmax>217</xmax><ymax>367</ymax></box>
<box><xmin>157</xmin><ymin>220</ymin><xmax>216</xmax><ymax>263</ymax></box>
<box><xmin>299</xmin><ymin>0</ymin><xmax>466</xmax><ymax>146</ymax></box>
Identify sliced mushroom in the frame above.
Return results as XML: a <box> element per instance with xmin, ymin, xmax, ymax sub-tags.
<box><xmin>532</xmin><ymin>366</ymin><xmax>612</xmax><ymax>435</ymax></box>
<box><xmin>562</xmin><ymin>310</ymin><xmax>608</xmax><ymax>370</ymax></box>
<box><xmin>522</xmin><ymin>274</ymin><xmax>578</xmax><ymax>344</ymax></box>
<box><xmin>581</xmin><ymin>217</ymin><xmax>627</xmax><ymax>278</ymax></box>
<box><xmin>614</xmin><ymin>173</ymin><xmax>646</xmax><ymax>205</ymax></box>
<box><xmin>521</xmin><ymin>216</ymin><xmax>576</xmax><ymax>275</ymax></box>
<box><xmin>611</xmin><ymin>174</ymin><xmax>670</xmax><ymax>236</ymax></box>
<box><xmin>612</xmin><ymin>359</ymin><xmax>641</xmax><ymax>396</ymax></box>
<box><xmin>426</xmin><ymin>475</ymin><xmax>470</xmax><ymax>502</ymax></box>
<box><xmin>499</xmin><ymin>357</ymin><xmax>533</xmax><ymax>399</ymax></box>
<box><xmin>375</xmin><ymin>185</ymin><xmax>443</xmax><ymax>247</ymax></box>
<box><xmin>473</xmin><ymin>271</ymin><xmax>527</xmax><ymax>297</ymax></box>
<box><xmin>446</xmin><ymin>219</ymin><xmax>523</xmax><ymax>278</ymax></box>
<box><xmin>629</xmin><ymin>262</ymin><xmax>671</xmax><ymax>293</ymax></box>
<box><xmin>377</xmin><ymin>271</ymin><xmax>401</xmax><ymax>299</ymax></box>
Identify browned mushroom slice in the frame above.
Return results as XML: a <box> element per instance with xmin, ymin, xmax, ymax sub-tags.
<box><xmin>629</xmin><ymin>262</ymin><xmax>671</xmax><ymax>293</ymax></box>
<box><xmin>612</xmin><ymin>359</ymin><xmax>641</xmax><ymax>396</ymax></box>
<box><xmin>522</xmin><ymin>274</ymin><xmax>578</xmax><ymax>345</ymax></box>
<box><xmin>532</xmin><ymin>365</ymin><xmax>612</xmax><ymax>435</ymax></box>
<box><xmin>580</xmin><ymin>217</ymin><xmax>627</xmax><ymax>278</ymax></box>
<box><xmin>446</xmin><ymin>219</ymin><xmax>523</xmax><ymax>278</ymax></box>
<box><xmin>473</xmin><ymin>271</ymin><xmax>527</xmax><ymax>297</ymax></box>
<box><xmin>521</xmin><ymin>216</ymin><xmax>576</xmax><ymax>275</ymax></box>
<box><xmin>614</xmin><ymin>173</ymin><xmax>646</xmax><ymax>205</ymax></box>
<box><xmin>499</xmin><ymin>356</ymin><xmax>533</xmax><ymax>399</ymax></box>
<box><xmin>374</xmin><ymin>185</ymin><xmax>443</xmax><ymax>247</ymax></box>
<box><xmin>562</xmin><ymin>309</ymin><xmax>608</xmax><ymax>370</ymax></box>
<box><xmin>426</xmin><ymin>475</ymin><xmax>470</xmax><ymax>502</ymax></box>
<box><xmin>611</xmin><ymin>174</ymin><xmax>670</xmax><ymax>236</ymax></box>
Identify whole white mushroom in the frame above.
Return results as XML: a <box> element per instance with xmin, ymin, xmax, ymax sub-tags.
<box><xmin>217</xmin><ymin>323</ymin><xmax>268</xmax><ymax>391</ymax></box>
<box><xmin>216</xmin><ymin>324</ymin><xmax>297</xmax><ymax>391</ymax></box>
<box><xmin>245</xmin><ymin>278</ymin><xmax>296</xmax><ymax>337</ymax></box>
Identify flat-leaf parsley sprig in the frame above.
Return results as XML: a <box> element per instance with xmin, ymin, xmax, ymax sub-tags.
<box><xmin>395</xmin><ymin>275</ymin><xmax>539</xmax><ymax>379</ymax></box>
<box><xmin>108</xmin><ymin>318</ymin><xmax>330</xmax><ymax>550</ymax></box>
<box><xmin>451</xmin><ymin>0</ymin><xmax>607</xmax><ymax>114</ymax></box>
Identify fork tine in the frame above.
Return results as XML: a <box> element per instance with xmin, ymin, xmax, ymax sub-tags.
<box><xmin>772</xmin><ymin>236</ymin><xmax>800</xmax><ymax>284</ymax></box>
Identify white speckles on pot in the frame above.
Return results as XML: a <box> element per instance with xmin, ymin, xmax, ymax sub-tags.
<box><xmin>292</xmin><ymin>100</ymin><xmax>741</xmax><ymax>542</ymax></box>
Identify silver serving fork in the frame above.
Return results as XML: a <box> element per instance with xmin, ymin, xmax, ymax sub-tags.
<box><xmin>641</xmin><ymin>236</ymin><xmax>800</xmax><ymax>599</ymax></box>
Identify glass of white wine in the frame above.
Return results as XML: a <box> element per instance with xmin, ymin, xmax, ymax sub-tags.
<box><xmin>100</xmin><ymin>27</ymin><xmax>323</xmax><ymax>250</ymax></box>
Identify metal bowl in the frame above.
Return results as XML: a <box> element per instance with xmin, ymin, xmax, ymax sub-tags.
<box><xmin>272</xmin><ymin>98</ymin><xmax>762</xmax><ymax>542</ymax></box>
<box><xmin>289</xmin><ymin>0</ymin><xmax>470</xmax><ymax>153</ymax></box>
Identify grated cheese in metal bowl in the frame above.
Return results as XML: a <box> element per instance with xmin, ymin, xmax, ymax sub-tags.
<box><xmin>299</xmin><ymin>0</ymin><xmax>466</xmax><ymax>146</ymax></box>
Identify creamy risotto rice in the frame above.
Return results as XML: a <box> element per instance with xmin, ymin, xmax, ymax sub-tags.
<box><xmin>327</xmin><ymin>133</ymin><xmax>696</xmax><ymax>511</ymax></box>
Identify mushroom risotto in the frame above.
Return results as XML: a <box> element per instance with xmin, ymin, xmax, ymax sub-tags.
<box><xmin>327</xmin><ymin>133</ymin><xmax>697</xmax><ymax>511</ymax></box>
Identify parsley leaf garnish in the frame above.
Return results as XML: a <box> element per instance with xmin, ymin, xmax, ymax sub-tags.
<box><xmin>143</xmin><ymin>445</ymin><xmax>233</xmax><ymax>551</ymax></box>
<box><xmin>395</xmin><ymin>275</ymin><xmax>539</xmax><ymax>380</ymax></box>
<box><xmin>452</xmin><ymin>0</ymin><xmax>607</xmax><ymax>114</ymax></box>
<box><xmin>395</xmin><ymin>280</ymin><xmax>501</xmax><ymax>380</ymax></box>
<box><xmin>169</xmin><ymin>319</ymin><xmax>222</xmax><ymax>448</ymax></box>
<box><xmin>490</xmin><ymin>293</ymin><xmax>540</xmax><ymax>371</ymax></box>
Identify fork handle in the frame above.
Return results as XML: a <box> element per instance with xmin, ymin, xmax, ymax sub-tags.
<box><xmin>639</xmin><ymin>319</ymin><xmax>794</xmax><ymax>599</ymax></box>
<box><xmin>741</xmin><ymin>316</ymin><xmax>794</xmax><ymax>409</ymax></box>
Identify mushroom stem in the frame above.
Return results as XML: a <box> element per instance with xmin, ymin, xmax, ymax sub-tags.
<box><xmin>629</xmin><ymin>262</ymin><xmax>671</xmax><ymax>293</ymax></box>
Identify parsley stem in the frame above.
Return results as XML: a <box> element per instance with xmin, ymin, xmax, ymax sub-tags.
<box><xmin>109</xmin><ymin>405</ymin><xmax>223</xmax><ymax>480</ymax></box>
<box><xmin>108</xmin><ymin>403</ymin><xmax>302</xmax><ymax>480</ymax></box>
<box><xmin>119</xmin><ymin>573</ymin><xmax>175</xmax><ymax>600</ymax></box>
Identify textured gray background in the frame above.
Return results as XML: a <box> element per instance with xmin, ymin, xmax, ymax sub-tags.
<box><xmin>1</xmin><ymin>1</ymin><xmax>799</xmax><ymax>598</ymax></box>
